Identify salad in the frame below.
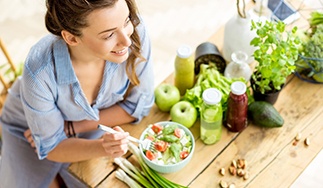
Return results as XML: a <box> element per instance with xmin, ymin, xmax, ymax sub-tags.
<box><xmin>142</xmin><ymin>123</ymin><xmax>193</xmax><ymax>165</ymax></box>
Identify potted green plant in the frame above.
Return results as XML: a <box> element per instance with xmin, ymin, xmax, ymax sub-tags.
<box><xmin>295</xmin><ymin>11</ymin><xmax>323</xmax><ymax>83</ymax></box>
<box><xmin>250</xmin><ymin>20</ymin><xmax>300</xmax><ymax>104</ymax></box>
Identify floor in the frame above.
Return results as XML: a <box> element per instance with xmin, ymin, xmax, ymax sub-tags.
<box><xmin>0</xmin><ymin>0</ymin><xmax>323</xmax><ymax>187</ymax></box>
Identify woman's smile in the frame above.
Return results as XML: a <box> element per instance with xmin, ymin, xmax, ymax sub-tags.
<box><xmin>111</xmin><ymin>47</ymin><xmax>128</xmax><ymax>56</ymax></box>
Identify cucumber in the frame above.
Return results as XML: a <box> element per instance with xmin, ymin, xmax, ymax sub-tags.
<box><xmin>248</xmin><ymin>101</ymin><xmax>284</xmax><ymax>128</ymax></box>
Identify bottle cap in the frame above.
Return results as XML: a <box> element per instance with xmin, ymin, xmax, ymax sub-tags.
<box><xmin>231</xmin><ymin>81</ymin><xmax>247</xmax><ymax>95</ymax></box>
<box><xmin>177</xmin><ymin>45</ymin><xmax>192</xmax><ymax>58</ymax></box>
<box><xmin>202</xmin><ymin>88</ymin><xmax>222</xmax><ymax>105</ymax></box>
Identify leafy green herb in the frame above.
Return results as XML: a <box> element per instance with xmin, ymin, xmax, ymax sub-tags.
<box><xmin>160</xmin><ymin>135</ymin><xmax>179</xmax><ymax>143</ymax></box>
<box><xmin>162</xmin><ymin>148</ymin><xmax>172</xmax><ymax>163</ymax></box>
<box><xmin>296</xmin><ymin>12</ymin><xmax>323</xmax><ymax>83</ymax></box>
<box><xmin>0</xmin><ymin>61</ymin><xmax>24</xmax><ymax>87</ymax></box>
<box><xmin>250</xmin><ymin>20</ymin><xmax>300</xmax><ymax>94</ymax></box>
<box><xmin>309</xmin><ymin>11</ymin><xmax>323</xmax><ymax>31</ymax></box>
<box><xmin>170</xmin><ymin>143</ymin><xmax>182</xmax><ymax>162</ymax></box>
<box><xmin>162</xmin><ymin>124</ymin><xmax>177</xmax><ymax>135</ymax></box>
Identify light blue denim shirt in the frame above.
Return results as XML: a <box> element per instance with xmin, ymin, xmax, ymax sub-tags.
<box><xmin>0</xmin><ymin>23</ymin><xmax>154</xmax><ymax>160</ymax></box>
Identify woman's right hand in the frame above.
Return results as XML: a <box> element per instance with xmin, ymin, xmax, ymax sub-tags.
<box><xmin>101</xmin><ymin>126</ymin><xmax>130</xmax><ymax>158</ymax></box>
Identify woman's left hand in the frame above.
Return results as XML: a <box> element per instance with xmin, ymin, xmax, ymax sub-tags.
<box><xmin>24</xmin><ymin>129</ymin><xmax>36</xmax><ymax>150</ymax></box>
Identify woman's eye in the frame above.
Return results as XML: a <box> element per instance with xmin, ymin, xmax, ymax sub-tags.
<box><xmin>124</xmin><ymin>17</ymin><xmax>131</xmax><ymax>27</ymax></box>
<box><xmin>104</xmin><ymin>33</ymin><xmax>114</xmax><ymax>40</ymax></box>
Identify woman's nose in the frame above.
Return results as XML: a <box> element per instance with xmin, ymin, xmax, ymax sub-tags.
<box><xmin>118</xmin><ymin>28</ymin><xmax>132</xmax><ymax>47</ymax></box>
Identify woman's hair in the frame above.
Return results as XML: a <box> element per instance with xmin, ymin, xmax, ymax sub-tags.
<box><xmin>45</xmin><ymin>0</ymin><xmax>145</xmax><ymax>86</ymax></box>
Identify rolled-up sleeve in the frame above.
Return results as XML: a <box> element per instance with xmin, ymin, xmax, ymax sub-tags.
<box><xmin>21</xmin><ymin>58</ymin><xmax>67</xmax><ymax>160</ymax></box>
<box><xmin>118</xmin><ymin>23</ymin><xmax>155</xmax><ymax>123</ymax></box>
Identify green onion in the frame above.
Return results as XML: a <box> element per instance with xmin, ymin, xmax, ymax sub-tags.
<box><xmin>115</xmin><ymin>169</ymin><xmax>142</xmax><ymax>188</ymax></box>
<box><xmin>114</xmin><ymin>143</ymin><xmax>188</xmax><ymax>187</ymax></box>
<box><xmin>114</xmin><ymin>158</ymin><xmax>152</xmax><ymax>188</ymax></box>
<box><xmin>128</xmin><ymin>142</ymin><xmax>188</xmax><ymax>188</ymax></box>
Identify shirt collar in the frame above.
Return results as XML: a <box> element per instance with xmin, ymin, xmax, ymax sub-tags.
<box><xmin>53</xmin><ymin>38</ymin><xmax>78</xmax><ymax>85</ymax></box>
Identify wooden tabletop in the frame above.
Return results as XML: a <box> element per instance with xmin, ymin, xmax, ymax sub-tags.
<box><xmin>68</xmin><ymin>1</ymin><xmax>323</xmax><ymax>187</ymax></box>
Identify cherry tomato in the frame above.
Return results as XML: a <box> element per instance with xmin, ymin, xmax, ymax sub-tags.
<box><xmin>174</xmin><ymin>128</ymin><xmax>182</xmax><ymax>138</ymax></box>
<box><xmin>154</xmin><ymin>140</ymin><xmax>168</xmax><ymax>152</ymax></box>
<box><xmin>180</xmin><ymin>151</ymin><xmax>189</xmax><ymax>159</ymax></box>
<box><xmin>145</xmin><ymin>150</ymin><xmax>157</xmax><ymax>161</ymax></box>
<box><xmin>151</xmin><ymin>124</ymin><xmax>163</xmax><ymax>134</ymax></box>
<box><xmin>146</xmin><ymin>135</ymin><xmax>155</xmax><ymax>141</ymax></box>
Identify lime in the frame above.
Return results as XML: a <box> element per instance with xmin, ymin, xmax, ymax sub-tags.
<box><xmin>202</xmin><ymin>108</ymin><xmax>222</xmax><ymax>122</ymax></box>
<box><xmin>202</xmin><ymin>134</ymin><xmax>218</xmax><ymax>145</ymax></box>
<box><xmin>200</xmin><ymin>127</ymin><xmax>221</xmax><ymax>145</ymax></box>
<box><xmin>202</xmin><ymin>109</ymin><xmax>217</xmax><ymax>120</ymax></box>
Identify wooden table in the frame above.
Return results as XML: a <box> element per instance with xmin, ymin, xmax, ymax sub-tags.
<box><xmin>69</xmin><ymin>2</ymin><xmax>323</xmax><ymax>187</ymax></box>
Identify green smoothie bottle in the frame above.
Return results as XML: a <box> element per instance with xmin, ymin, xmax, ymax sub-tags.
<box><xmin>200</xmin><ymin>88</ymin><xmax>223</xmax><ymax>145</ymax></box>
<box><xmin>174</xmin><ymin>45</ymin><xmax>195</xmax><ymax>96</ymax></box>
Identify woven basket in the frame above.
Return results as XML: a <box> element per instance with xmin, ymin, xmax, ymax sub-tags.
<box><xmin>295</xmin><ymin>55</ymin><xmax>323</xmax><ymax>84</ymax></box>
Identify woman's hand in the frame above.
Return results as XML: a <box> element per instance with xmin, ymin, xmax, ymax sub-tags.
<box><xmin>101</xmin><ymin>126</ymin><xmax>129</xmax><ymax>158</ymax></box>
<box><xmin>24</xmin><ymin>129</ymin><xmax>36</xmax><ymax>152</ymax></box>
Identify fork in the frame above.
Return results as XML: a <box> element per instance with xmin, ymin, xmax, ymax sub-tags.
<box><xmin>98</xmin><ymin>124</ymin><xmax>155</xmax><ymax>151</ymax></box>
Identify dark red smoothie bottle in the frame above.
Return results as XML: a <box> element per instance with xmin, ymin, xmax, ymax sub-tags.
<box><xmin>225</xmin><ymin>81</ymin><xmax>248</xmax><ymax>132</ymax></box>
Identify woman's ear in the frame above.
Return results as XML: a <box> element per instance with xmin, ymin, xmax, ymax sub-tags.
<box><xmin>61</xmin><ymin>30</ymin><xmax>79</xmax><ymax>46</ymax></box>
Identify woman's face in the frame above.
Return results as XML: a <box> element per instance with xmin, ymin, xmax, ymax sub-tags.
<box><xmin>77</xmin><ymin>0</ymin><xmax>134</xmax><ymax>63</ymax></box>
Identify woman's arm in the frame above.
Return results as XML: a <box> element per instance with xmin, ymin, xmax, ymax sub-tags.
<box><xmin>25</xmin><ymin>126</ymin><xmax>130</xmax><ymax>163</ymax></box>
<box><xmin>47</xmin><ymin>128</ymin><xmax>130</xmax><ymax>162</ymax></box>
<box><xmin>72</xmin><ymin>104</ymin><xmax>136</xmax><ymax>134</ymax></box>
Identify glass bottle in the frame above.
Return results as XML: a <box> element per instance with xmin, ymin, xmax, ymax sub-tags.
<box><xmin>225</xmin><ymin>81</ymin><xmax>248</xmax><ymax>132</ymax></box>
<box><xmin>174</xmin><ymin>45</ymin><xmax>195</xmax><ymax>96</ymax></box>
<box><xmin>200</xmin><ymin>88</ymin><xmax>223</xmax><ymax>145</ymax></box>
<box><xmin>224</xmin><ymin>51</ymin><xmax>252</xmax><ymax>81</ymax></box>
<box><xmin>222</xmin><ymin>13</ymin><xmax>257</xmax><ymax>64</ymax></box>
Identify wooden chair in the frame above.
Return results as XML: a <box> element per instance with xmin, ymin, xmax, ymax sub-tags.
<box><xmin>0</xmin><ymin>38</ymin><xmax>17</xmax><ymax>107</ymax></box>
<box><xmin>0</xmin><ymin>38</ymin><xmax>18</xmax><ymax>138</ymax></box>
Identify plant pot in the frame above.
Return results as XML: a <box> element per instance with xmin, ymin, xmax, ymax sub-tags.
<box><xmin>194</xmin><ymin>42</ymin><xmax>226</xmax><ymax>74</ymax></box>
<box><xmin>252</xmin><ymin>88</ymin><xmax>281</xmax><ymax>105</ymax></box>
<box><xmin>250</xmin><ymin>78</ymin><xmax>283</xmax><ymax>105</ymax></box>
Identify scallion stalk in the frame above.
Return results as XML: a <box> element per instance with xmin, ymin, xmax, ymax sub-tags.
<box><xmin>128</xmin><ymin>142</ymin><xmax>188</xmax><ymax>188</ymax></box>
<box><xmin>114</xmin><ymin>158</ymin><xmax>152</xmax><ymax>188</ymax></box>
<box><xmin>115</xmin><ymin>169</ymin><xmax>142</xmax><ymax>188</ymax></box>
<box><xmin>120</xmin><ymin>157</ymin><xmax>153</xmax><ymax>188</ymax></box>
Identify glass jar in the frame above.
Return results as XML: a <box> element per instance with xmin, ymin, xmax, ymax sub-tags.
<box><xmin>174</xmin><ymin>45</ymin><xmax>195</xmax><ymax>96</ymax></box>
<box><xmin>200</xmin><ymin>88</ymin><xmax>223</xmax><ymax>145</ymax></box>
<box><xmin>224</xmin><ymin>51</ymin><xmax>252</xmax><ymax>81</ymax></box>
<box><xmin>225</xmin><ymin>81</ymin><xmax>248</xmax><ymax>132</ymax></box>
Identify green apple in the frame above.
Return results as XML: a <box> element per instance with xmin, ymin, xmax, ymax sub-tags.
<box><xmin>154</xmin><ymin>84</ymin><xmax>181</xmax><ymax>112</ymax></box>
<box><xmin>170</xmin><ymin>101</ymin><xmax>197</xmax><ymax>128</ymax></box>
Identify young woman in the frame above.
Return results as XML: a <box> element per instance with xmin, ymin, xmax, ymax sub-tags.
<box><xmin>0</xmin><ymin>0</ymin><xmax>154</xmax><ymax>187</ymax></box>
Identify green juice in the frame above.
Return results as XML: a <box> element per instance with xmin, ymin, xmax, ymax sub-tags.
<box><xmin>200</xmin><ymin>88</ymin><xmax>223</xmax><ymax>145</ymax></box>
<box><xmin>200</xmin><ymin>108</ymin><xmax>222</xmax><ymax>144</ymax></box>
<box><xmin>174</xmin><ymin>45</ymin><xmax>195</xmax><ymax>96</ymax></box>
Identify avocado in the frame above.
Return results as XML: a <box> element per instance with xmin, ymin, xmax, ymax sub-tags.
<box><xmin>248</xmin><ymin>101</ymin><xmax>284</xmax><ymax>128</ymax></box>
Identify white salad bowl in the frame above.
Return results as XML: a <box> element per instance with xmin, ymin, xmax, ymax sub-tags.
<box><xmin>139</xmin><ymin>121</ymin><xmax>195</xmax><ymax>174</ymax></box>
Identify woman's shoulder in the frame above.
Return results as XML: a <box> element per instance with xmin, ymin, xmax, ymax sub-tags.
<box><xmin>137</xmin><ymin>17</ymin><xmax>148</xmax><ymax>37</ymax></box>
<box><xmin>24</xmin><ymin>34</ymin><xmax>62</xmax><ymax>74</ymax></box>
<box><xmin>31</xmin><ymin>34</ymin><xmax>60</xmax><ymax>53</ymax></box>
